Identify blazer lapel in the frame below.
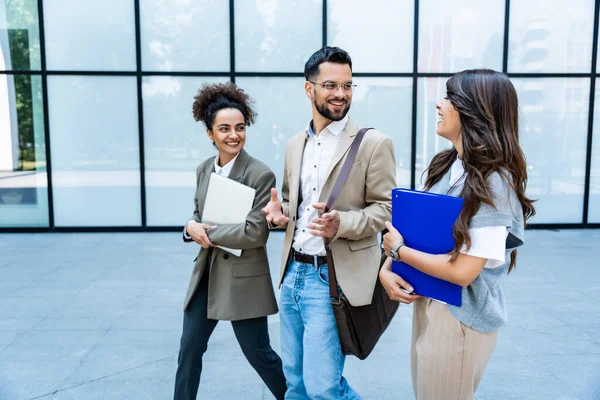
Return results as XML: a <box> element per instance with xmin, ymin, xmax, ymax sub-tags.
<box><xmin>227</xmin><ymin>148</ymin><xmax>250</xmax><ymax>184</ymax></box>
<box><xmin>289</xmin><ymin>131</ymin><xmax>308</xmax><ymax>212</ymax></box>
<box><xmin>196</xmin><ymin>158</ymin><xmax>216</xmax><ymax>222</ymax></box>
<box><xmin>322</xmin><ymin>118</ymin><xmax>359</xmax><ymax>191</ymax></box>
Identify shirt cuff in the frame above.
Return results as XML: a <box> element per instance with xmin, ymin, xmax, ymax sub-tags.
<box><xmin>183</xmin><ymin>220</ymin><xmax>195</xmax><ymax>240</ymax></box>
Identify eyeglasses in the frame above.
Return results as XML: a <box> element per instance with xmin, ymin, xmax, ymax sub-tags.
<box><xmin>308</xmin><ymin>81</ymin><xmax>357</xmax><ymax>92</ymax></box>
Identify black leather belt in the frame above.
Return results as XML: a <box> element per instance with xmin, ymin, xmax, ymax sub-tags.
<box><xmin>292</xmin><ymin>250</ymin><xmax>327</xmax><ymax>266</ymax></box>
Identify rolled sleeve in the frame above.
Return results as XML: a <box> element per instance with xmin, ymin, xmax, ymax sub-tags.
<box><xmin>460</xmin><ymin>226</ymin><xmax>507</xmax><ymax>269</ymax></box>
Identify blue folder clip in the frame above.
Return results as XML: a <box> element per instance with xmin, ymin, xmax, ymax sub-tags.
<box><xmin>391</xmin><ymin>188</ymin><xmax>464</xmax><ymax>307</ymax></box>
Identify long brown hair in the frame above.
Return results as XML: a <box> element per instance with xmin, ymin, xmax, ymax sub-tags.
<box><xmin>423</xmin><ymin>69</ymin><xmax>535</xmax><ymax>273</ymax></box>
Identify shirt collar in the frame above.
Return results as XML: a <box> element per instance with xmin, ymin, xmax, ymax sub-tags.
<box><xmin>449</xmin><ymin>154</ymin><xmax>465</xmax><ymax>187</ymax></box>
<box><xmin>306</xmin><ymin>115</ymin><xmax>349</xmax><ymax>138</ymax></box>
<box><xmin>214</xmin><ymin>152</ymin><xmax>240</xmax><ymax>177</ymax></box>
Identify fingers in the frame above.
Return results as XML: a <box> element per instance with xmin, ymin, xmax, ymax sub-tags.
<box><xmin>383</xmin><ymin>222</ymin><xmax>402</xmax><ymax>253</ymax></box>
<box><xmin>315</xmin><ymin>209</ymin><xmax>337</xmax><ymax>221</ymax></box>
<box><xmin>379</xmin><ymin>269</ymin><xmax>420</xmax><ymax>304</ymax></box>
<box><xmin>321</xmin><ymin>212</ymin><xmax>334</xmax><ymax>220</ymax></box>
<box><xmin>312</xmin><ymin>202</ymin><xmax>326</xmax><ymax>211</ymax></box>
<box><xmin>385</xmin><ymin>220</ymin><xmax>401</xmax><ymax>235</ymax></box>
<box><xmin>384</xmin><ymin>283</ymin><xmax>420</xmax><ymax>304</ymax></box>
<box><xmin>310</xmin><ymin>210</ymin><xmax>337</xmax><ymax>226</ymax></box>
<box><xmin>273</xmin><ymin>215</ymin><xmax>289</xmax><ymax>225</ymax></box>
<box><xmin>394</xmin><ymin>274</ymin><xmax>414</xmax><ymax>293</ymax></box>
<box><xmin>198</xmin><ymin>232</ymin><xmax>214</xmax><ymax>249</ymax></box>
<box><xmin>263</xmin><ymin>188</ymin><xmax>284</xmax><ymax>222</ymax></box>
<box><xmin>307</xmin><ymin>219</ymin><xmax>332</xmax><ymax>237</ymax></box>
<box><xmin>387</xmin><ymin>288</ymin><xmax>420</xmax><ymax>304</ymax></box>
<box><xmin>189</xmin><ymin>224</ymin><xmax>214</xmax><ymax>248</ymax></box>
<box><xmin>262</xmin><ymin>202</ymin><xmax>275</xmax><ymax>216</ymax></box>
<box><xmin>306</xmin><ymin>218</ymin><xmax>327</xmax><ymax>231</ymax></box>
<box><xmin>270</xmin><ymin>188</ymin><xmax>279</xmax><ymax>203</ymax></box>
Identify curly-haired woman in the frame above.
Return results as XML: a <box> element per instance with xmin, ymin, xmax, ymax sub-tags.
<box><xmin>379</xmin><ymin>69</ymin><xmax>535</xmax><ymax>400</ymax></box>
<box><xmin>174</xmin><ymin>82</ymin><xmax>286</xmax><ymax>400</ymax></box>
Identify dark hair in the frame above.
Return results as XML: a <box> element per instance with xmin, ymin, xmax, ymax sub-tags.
<box><xmin>192</xmin><ymin>82</ymin><xmax>257</xmax><ymax>130</ymax></box>
<box><xmin>423</xmin><ymin>69</ymin><xmax>535</xmax><ymax>273</ymax></box>
<box><xmin>304</xmin><ymin>46</ymin><xmax>352</xmax><ymax>81</ymax></box>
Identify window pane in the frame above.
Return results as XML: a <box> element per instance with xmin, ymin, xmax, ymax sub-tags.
<box><xmin>48</xmin><ymin>76</ymin><xmax>141</xmax><ymax>226</ymax></box>
<box><xmin>0</xmin><ymin>74</ymin><xmax>48</xmax><ymax>227</ymax></box>
<box><xmin>513</xmin><ymin>78</ymin><xmax>589</xmax><ymax>223</ymax></box>
<box><xmin>417</xmin><ymin>77</ymin><xmax>589</xmax><ymax>223</ymax></box>
<box><xmin>415</xmin><ymin>77</ymin><xmax>450</xmax><ymax>187</ymax></box>
<box><xmin>328</xmin><ymin>0</ymin><xmax>413</xmax><ymax>72</ymax></box>
<box><xmin>508</xmin><ymin>0</ymin><xmax>594</xmax><ymax>73</ymax></box>
<box><xmin>0</xmin><ymin>0</ymin><xmax>41</xmax><ymax>70</ymax></box>
<box><xmin>235</xmin><ymin>77</ymin><xmax>308</xmax><ymax>188</ymax></box>
<box><xmin>235</xmin><ymin>1</ymin><xmax>321</xmax><ymax>72</ymax></box>
<box><xmin>43</xmin><ymin>0</ymin><xmax>136</xmax><ymax>71</ymax></box>
<box><xmin>350</xmin><ymin>78</ymin><xmax>412</xmax><ymax>187</ymax></box>
<box><xmin>589</xmin><ymin>79</ymin><xmax>600</xmax><ymax>222</ymax></box>
<box><xmin>143</xmin><ymin>76</ymin><xmax>228</xmax><ymax>226</ymax></box>
<box><xmin>237</xmin><ymin>77</ymin><xmax>411</xmax><ymax>191</ymax></box>
<box><xmin>419</xmin><ymin>0</ymin><xmax>504</xmax><ymax>73</ymax></box>
<box><xmin>140</xmin><ymin>0</ymin><xmax>229</xmax><ymax>72</ymax></box>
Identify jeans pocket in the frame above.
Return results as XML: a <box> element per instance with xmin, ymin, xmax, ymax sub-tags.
<box><xmin>317</xmin><ymin>265</ymin><xmax>329</xmax><ymax>286</ymax></box>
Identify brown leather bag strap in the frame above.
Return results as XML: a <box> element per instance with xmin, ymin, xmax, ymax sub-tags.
<box><xmin>324</xmin><ymin>127</ymin><xmax>372</xmax><ymax>299</ymax></box>
<box><xmin>325</xmin><ymin>128</ymin><xmax>371</xmax><ymax>213</ymax></box>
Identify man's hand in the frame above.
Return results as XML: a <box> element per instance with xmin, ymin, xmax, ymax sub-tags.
<box><xmin>186</xmin><ymin>222</ymin><xmax>217</xmax><ymax>248</ymax></box>
<box><xmin>379</xmin><ymin>257</ymin><xmax>421</xmax><ymax>304</ymax></box>
<box><xmin>307</xmin><ymin>203</ymin><xmax>340</xmax><ymax>239</ymax></box>
<box><xmin>262</xmin><ymin>188</ymin><xmax>289</xmax><ymax>226</ymax></box>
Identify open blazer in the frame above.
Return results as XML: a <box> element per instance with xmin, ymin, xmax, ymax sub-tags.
<box><xmin>182</xmin><ymin>148</ymin><xmax>278</xmax><ymax>321</ymax></box>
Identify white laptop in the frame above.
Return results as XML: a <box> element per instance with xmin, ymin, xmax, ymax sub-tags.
<box><xmin>201</xmin><ymin>172</ymin><xmax>256</xmax><ymax>256</ymax></box>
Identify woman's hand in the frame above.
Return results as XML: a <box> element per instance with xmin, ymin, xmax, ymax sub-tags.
<box><xmin>379</xmin><ymin>257</ymin><xmax>421</xmax><ymax>304</ymax></box>
<box><xmin>186</xmin><ymin>222</ymin><xmax>217</xmax><ymax>248</ymax></box>
<box><xmin>382</xmin><ymin>221</ymin><xmax>405</xmax><ymax>257</ymax></box>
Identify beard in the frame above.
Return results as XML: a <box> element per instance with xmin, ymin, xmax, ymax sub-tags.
<box><xmin>314</xmin><ymin>96</ymin><xmax>351</xmax><ymax>121</ymax></box>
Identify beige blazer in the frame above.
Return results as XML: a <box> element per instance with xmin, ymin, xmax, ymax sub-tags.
<box><xmin>183</xmin><ymin>148</ymin><xmax>278</xmax><ymax>321</ymax></box>
<box><xmin>277</xmin><ymin>118</ymin><xmax>396</xmax><ymax>306</ymax></box>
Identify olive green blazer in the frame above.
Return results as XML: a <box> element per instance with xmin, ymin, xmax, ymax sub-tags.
<box><xmin>183</xmin><ymin>148</ymin><xmax>278</xmax><ymax>321</ymax></box>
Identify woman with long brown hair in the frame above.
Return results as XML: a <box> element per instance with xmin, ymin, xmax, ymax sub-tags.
<box><xmin>380</xmin><ymin>69</ymin><xmax>535</xmax><ymax>399</ymax></box>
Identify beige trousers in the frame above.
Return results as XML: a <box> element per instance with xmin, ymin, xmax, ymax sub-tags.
<box><xmin>411</xmin><ymin>298</ymin><xmax>499</xmax><ymax>400</ymax></box>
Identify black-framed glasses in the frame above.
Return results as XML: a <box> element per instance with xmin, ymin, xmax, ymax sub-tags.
<box><xmin>308</xmin><ymin>81</ymin><xmax>357</xmax><ymax>92</ymax></box>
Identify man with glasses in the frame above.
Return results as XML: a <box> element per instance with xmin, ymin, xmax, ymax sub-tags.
<box><xmin>262</xmin><ymin>46</ymin><xmax>396</xmax><ymax>399</ymax></box>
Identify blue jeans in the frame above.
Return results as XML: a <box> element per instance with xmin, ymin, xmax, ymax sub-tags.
<box><xmin>280</xmin><ymin>259</ymin><xmax>362</xmax><ymax>400</ymax></box>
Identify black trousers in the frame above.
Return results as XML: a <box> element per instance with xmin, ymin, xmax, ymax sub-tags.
<box><xmin>173</xmin><ymin>271</ymin><xmax>287</xmax><ymax>400</ymax></box>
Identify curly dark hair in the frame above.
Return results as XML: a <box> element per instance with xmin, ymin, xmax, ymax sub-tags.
<box><xmin>192</xmin><ymin>82</ymin><xmax>257</xmax><ymax>130</ymax></box>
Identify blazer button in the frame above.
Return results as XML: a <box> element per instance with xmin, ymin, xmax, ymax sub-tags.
<box><xmin>223</xmin><ymin>254</ymin><xmax>229</xmax><ymax>260</ymax></box>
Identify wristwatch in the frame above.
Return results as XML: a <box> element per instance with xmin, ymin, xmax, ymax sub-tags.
<box><xmin>390</xmin><ymin>241</ymin><xmax>405</xmax><ymax>261</ymax></box>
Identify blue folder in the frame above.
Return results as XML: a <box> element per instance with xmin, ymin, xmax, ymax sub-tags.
<box><xmin>391</xmin><ymin>188</ymin><xmax>464</xmax><ymax>307</ymax></box>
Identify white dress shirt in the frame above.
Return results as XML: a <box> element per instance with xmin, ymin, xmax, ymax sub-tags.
<box><xmin>292</xmin><ymin>116</ymin><xmax>349</xmax><ymax>256</ymax></box>
<box><xmin>448</xmin><ymin>156</ymin><xmax>507</xmax><ymax>269</ymax></box>
<box><xmin>183</xmin><ymin>153</ymin><xmax>240</xmax><ymax>239</ymax></box>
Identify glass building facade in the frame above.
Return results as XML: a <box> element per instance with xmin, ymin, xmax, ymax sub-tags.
<box><xmin>1</xmin><ymin>0</ymin><xmax>599</xmax><ymax>230</ymax></box>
